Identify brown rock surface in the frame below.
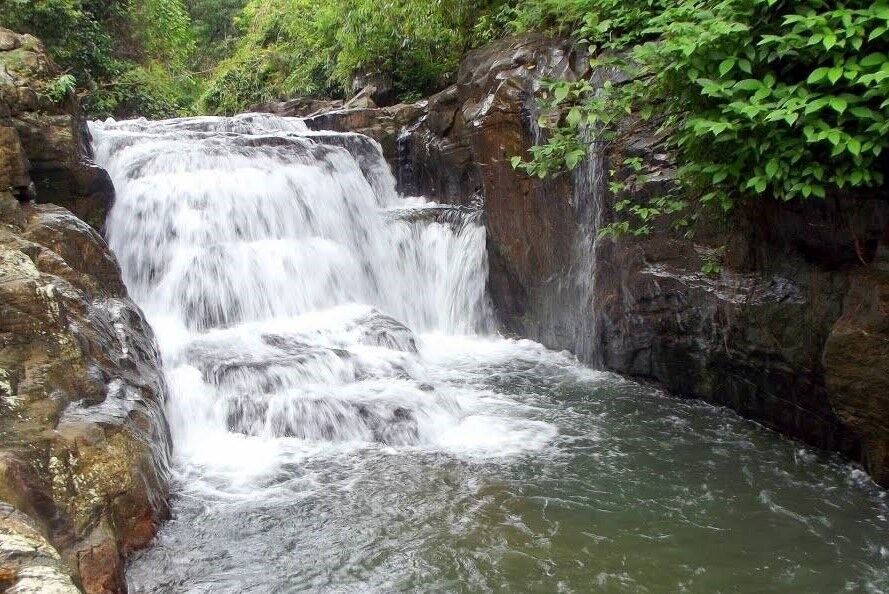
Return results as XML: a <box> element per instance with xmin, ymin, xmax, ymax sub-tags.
<box><xmin>0</xmin><ymin>28</ymin><xmax>113</xmax><ymax>229</ymax></box>
<box><xmin>0</xmin><ymin>188</ymin><xmax>171</xmax><ymax>592</ymax></box>
<box><xmin>0</xmin><ymin>40</ymin><xmax>170</xmax><ymax>582</ymax></box>
<box><xmin>0</xmin><ymin>503</ymin><xmax>79</xmax><ymax>593</ymax></box>
<box><xmin>824</xmin><ymin>255</ymin><xmax>889</xmax><ymax>484</ymax></box>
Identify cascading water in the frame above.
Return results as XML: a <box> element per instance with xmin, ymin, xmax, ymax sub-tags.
<box><xmin>92</xmin><ymin>115</ymin><xmax>889</xmax><ymax>593</ymax></box>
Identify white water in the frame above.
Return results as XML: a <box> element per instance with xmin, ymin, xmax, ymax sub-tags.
<box><xmin>91</xmin><ymin>114</ymin><xmax>889</xmax><ymax>593</ymax></box>
<box><xmin>90</xmin><ymin>114</ymin><xmax>556</xmax><ymax>483</ymax></box>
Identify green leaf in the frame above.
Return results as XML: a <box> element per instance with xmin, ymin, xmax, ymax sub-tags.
<box><xmin>719</xmin><ymin>57</ymin><xmax>736</xmax><ymax>76</ymax></box>
<box><xmin>860</xmin><ymin>53</ymin><xmax>886</xmax><ymax>68</ymax></box>
<box><xmin>565</xmin><ymin>151</ymin><xmax>583</xmax><ymax>169</ymax></box>
<box><xmin>829</xmin><ymin>97</ymin><xmax>848</xmax><ymax>113</ymax></box>
<box><xmin>566</xmin><ymin>107</ymin><xmax>582</xmax><ymax>127</ymax></box>
<box><xmin>734</xmin><ymin>79</ymin><xmax>762</xmax><ymax>91</ymax></box>
<box><xmin>807</xmin><ymin>67</ymin><xmax>829</xmax><ymax>84</ymax></box>
<box><xmin>828</xmin><ymin>66</ymin><xmax>843</xmax><ymax>84</ymax></box>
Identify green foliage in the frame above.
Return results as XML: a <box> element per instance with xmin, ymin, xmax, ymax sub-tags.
<box><xmin>127</xmin><ymin>0</ymin><xmax>195</xmax><ymax>69</ymax></box>
<box><xmin>200</xmin><ymin>0</ymin><xmax>505</xmax><ymax>114</ymax></box>
<box><xmin>188</xmin><ymin>0</ymin><xmax>248</xmax><ymax>69</ymax></box>
<box><xmin>0</xmin><ymin>0</ymin><xmax>196</xmax><ymax>118</ymax></box>
<box><xmin>701</xmin><ymin>258</ymin><xmax>722</xmax><ymax>276</ymax></box>
<box><xmin>511</xmin><ymin>0</ymin><xmax>889</xmax><ymax>236</ymax></box>
<box><xmin>86</xmin><ymin>63</ymin><xmax>200</xmax><ymax>119</ymax></box>
<box><xmin>0</xmin><ymin>0</ymin><xmax>117</xmax><ymax>82</ymax></box>
<box><xmin>41</xmin><ymin>73</ymin><xmax>77</xmax><ymax>103</ymax></box>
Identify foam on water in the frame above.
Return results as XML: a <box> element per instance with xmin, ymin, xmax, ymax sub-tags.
<box><xmin>91</xmin><ymin>114</ymin><xmax>889</xmax><ymax>593</ymax></box>
<box><xmin>91</xmin><ymin>113</ymin><xmax>540</xmax><ymax>484</ymax></box>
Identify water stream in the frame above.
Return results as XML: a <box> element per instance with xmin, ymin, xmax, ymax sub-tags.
<box><xmin>91</xmin><ymin>115</ymin><xmax>889</xmax><ymax>593</ymax></box>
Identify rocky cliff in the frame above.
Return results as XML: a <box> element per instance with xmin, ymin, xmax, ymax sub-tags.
<box><xmin>0</xmin><ymin>28</ymin><xmax>171</xmax><ymax>593</ymax></box>
<box><xmin>269</xmin><ymin>34</ymin><xmax>889</xmax><ymax>487</ymax></box>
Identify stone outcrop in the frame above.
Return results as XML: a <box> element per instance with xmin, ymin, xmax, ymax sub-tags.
<box><xmin>263</xmin><ymin>33</ymin><xmax>889</xmax><ymax>487</ymax></box>
<box><xmin>300</xmin><ymin>34</ymin><xmax>588</xmax><ymax>326</ymax></box>
<box><xmin>0</xmin><ymin>27</ymin><xmax>171</xmax><ymax>593</ymax></box>
<box><xmin>0</xmin><ymin>191</ymin><xmax>172</xmax><ymax>593</ymax></box>
<box><xmin>0</xmin><ymin>28</ymin><xmax>113</xmax><ymax>229</ymax></box>
<box><xmin>0</xmin><ymin>503</ymin><xmax>80</xmax><ymax>593</ymax></box>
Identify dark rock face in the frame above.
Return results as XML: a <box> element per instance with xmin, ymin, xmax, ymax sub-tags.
<box><xmin>0</xmin><ymin>27</ymin><xmax>171</xmax><ymax>593</ymax></box>
<box><xmin>590</xmin><ymin>133</ymin><xmax>889</xmax><ymax>485</ymax></box>
<box><xmin>823</xmin><ymin>254</ymin><xmax>889</xmax><ymax>485</ymax></box>
<box><xmin>275</xmin><ymin>33</ymin><xmax>889</xmax><ymax>486</ymax></box>
<box><xmin>0</xmin><ymin>28</ymin><xmax>113</xmax><ymax>230</ymax></box>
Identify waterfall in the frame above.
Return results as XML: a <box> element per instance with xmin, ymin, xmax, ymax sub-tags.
<box><xmin>520</xmin><ymin>125</ymin><xmax>606</xmax><ymax>365</ymax></box>
<box><xmin>89</xmin><ymin>113</ymin><xmax>557</xmax><ymax>460</ymax></box>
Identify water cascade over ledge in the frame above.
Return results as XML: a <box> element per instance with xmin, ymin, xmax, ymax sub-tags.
<box><xmin>91</xmin><ymin>114</ymin><xmax>889</xmax><ymax>593</ymax></box>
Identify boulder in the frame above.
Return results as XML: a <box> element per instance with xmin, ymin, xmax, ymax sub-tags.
<box><xmin>0</xmin><ymin>191</ymin><xmax>171</xmax><ymax>592</ymax></box>
<box><xmin>350</xmin><ymin>71</ymin><xmax>395</xmax><ymax>107</ymax></box>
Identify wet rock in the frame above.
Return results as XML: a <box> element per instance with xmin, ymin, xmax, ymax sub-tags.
<box><xmin>0</xmin><ymin>192</ymin><xmax>171</xmax><ymax>591</ymax></box>
<box><xmin>0</xmin><ymin>503</ymin><xmax>79</xmax><ymax>594</ymax></box>
<box><xmin>593</xmin><ymin>234</ymin><xmax>861</xmax><ymax>457</ymax></box>
<box><xmin>0</xmin><ymin>126</ymin><xmax>31</xmax><ymax>197</ymax></box>
<box><xmin>304</xmin><ymin>103</ymin><xmax>425</xmax><ymax>171</ymax></box>
<box><xmin>353</xmin><ymin>310</ymin><xmax>418</xmax><ymax>353</ymax></box>
<box><xmin>251</xmin><ymin>97</ymin><xmax>344</xmax><ymax>118</ymax></box>
<box><xmin>824</xmin><ymin>258</ymin><xmax>889</xmax><ymax>484</ymax></box>
<box><xmin>0</xmin><ymin>28</ymin><xmax>113</xmax><ymax>229</ymax></box>
<box><xmin>385</xmin><ymin>203</ymin><xmax>480</xmax><ymax>230</ymax></box>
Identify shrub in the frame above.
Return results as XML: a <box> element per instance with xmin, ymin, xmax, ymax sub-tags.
<box><xmin>0</xmin><ymin>0</ymin><xmax>196</xmax><ymax>118</ymax></box>
<box><xmin>200</xmin><ymin>0</ymin><xmax>506</xmax><ymax>113</ymax></box>
<box><xmin>511</xmin><ymin>0</ymin><xmax>889</xmax><ymax>236</ymax></box>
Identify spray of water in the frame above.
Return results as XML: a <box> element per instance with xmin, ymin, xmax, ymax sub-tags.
<box><xmin>90</xmin><ymin>113</ymin><xmax>552</xmax><ymax>478</ymax></box>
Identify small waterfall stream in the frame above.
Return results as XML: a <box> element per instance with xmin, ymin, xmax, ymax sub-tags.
<box><xmin>91</xmin><ymin>115</ymin><xmax>889</xmax><ymax>593</ymax></box>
